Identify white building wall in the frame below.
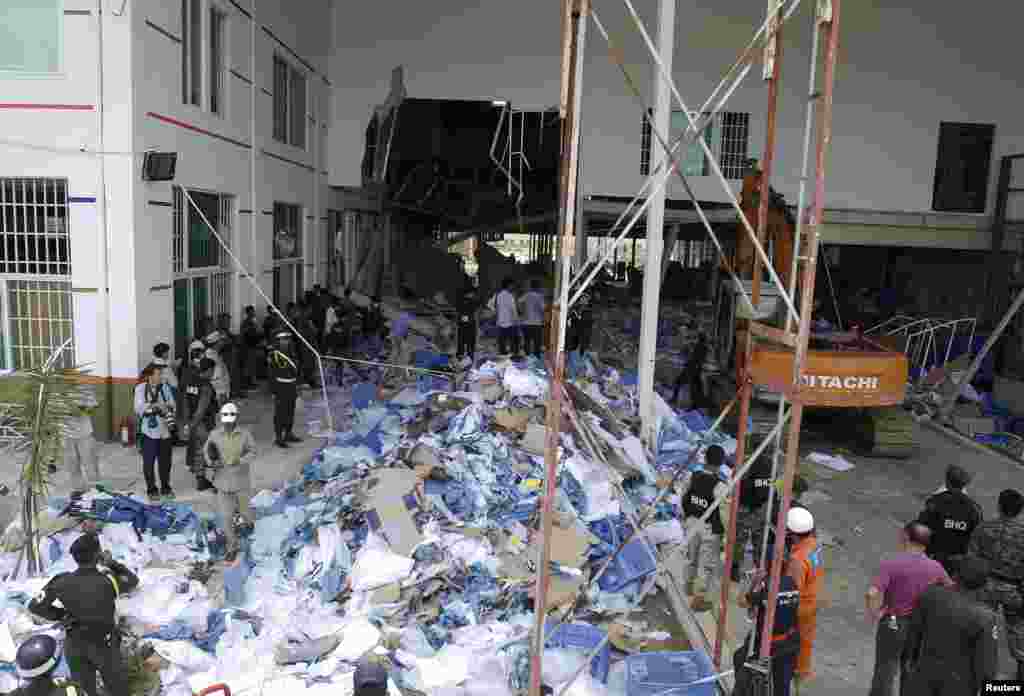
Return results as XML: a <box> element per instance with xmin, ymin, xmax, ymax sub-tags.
<box><xmin>0</xmin><ymin>2</ymin><xmax>135</xmax><ymax>380</ymax></box>
<box><xmin>132</xmin><ymin>0</ymin><xmax>333</xmax><ymax>368</ymax></box>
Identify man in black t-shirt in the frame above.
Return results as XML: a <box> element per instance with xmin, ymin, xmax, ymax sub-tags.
<box><xmin>918</xmin><ymin>465</ymin><xmax>982</xmax><ymax>576</ymax></box>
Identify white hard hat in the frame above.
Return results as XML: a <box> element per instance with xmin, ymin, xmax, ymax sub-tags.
<box><xmin>219</xmin><ymin>402</ymin><xmax>238</xmax><ymax>422</ymax></box>
<box><xmin>787</xmin><ymin>507</ymin><xmax>814</xmax><ymax>535</ymax></box>
<box><xmin>189</xmin><ymin>340</ymin><xmax>206</xmax><ymax>352</ymax></box>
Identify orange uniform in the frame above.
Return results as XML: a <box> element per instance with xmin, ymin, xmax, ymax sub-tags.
<box><xmin>786</xmin><ymin>534</ymin><xmax>824</xmax><ymax>679</ymax></box>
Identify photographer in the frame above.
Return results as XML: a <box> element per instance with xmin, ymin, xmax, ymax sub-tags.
<box><xmin>134</xmin><ymin>365</ymin><xmax>176</xmax><ymax>501</ymax></box>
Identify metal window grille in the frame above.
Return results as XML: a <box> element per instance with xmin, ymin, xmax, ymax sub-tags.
<box><xmin>289</xmin><ymin>68</ymin><xmax>307</xmax><ymax>149</ymax></box>
<box><xmin>209</xmin><ymin>7</ymin><xmax>226</xmax><ymax>115</ymax></box>
<box><xmin>719</xmin><ymin>111</ymin><xmax>750</xmax><ymax>180</ymax></box>
<box><xmin>210</xmin><ymin>270</ymin><xmax>231</xmax><ymax>319</ymax></box>
<box><xmin>182</xmin><ymin>0</ymin><xmax>202</xmax><ymax>106</ymax></box>
<box><xmin>0</xmin><ymin>178</ymin><xmax>70</xmax><ymax>276</ymax></box>
<box><xmin>273</xmin><ymin>56</ymin><xmax>288</xmax><ymax>143</ymax></box>
<box><xmin>273</xmin><ymin>202</ymin><xmax>302</xmax><ymax>260</ymax></box>
<box><xmin>6</xmin><ymin>279</ymin><xmax>75</xmax><ymax>370</ymax></box>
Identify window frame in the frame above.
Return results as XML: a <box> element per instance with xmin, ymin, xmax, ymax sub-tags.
<box><xmin>272</xmin><ymin>54</ymin><xmax>308</xmax><ymax>149</ymax></box>
<box><xmin>640</xmin><ymin>110</ymin><xmax>750</xmax><ymax>181</ymax></box>
<box><xmin>932</xmin><ymin>121</ymin><xmax>996</xmax><ymax>214</ymax></box>
<box><xmin>0</xmin><ymin>0</ymin><xmax>65</xmax><ymax>77</ymax></box>
<box><xmin>182</xmin><ymin>0</ymin><xmax>203</xmax><ymax>107</ymax></box>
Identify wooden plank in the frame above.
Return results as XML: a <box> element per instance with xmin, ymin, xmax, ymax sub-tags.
<box><xmin>748</xmin><ymin>320</ymin><xmax>797</xmax><ymax>347</ymax></box>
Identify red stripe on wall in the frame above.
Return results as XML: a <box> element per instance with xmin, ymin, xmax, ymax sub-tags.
<box><xmin>0</xmin><ymin>103</ymin><xmax>94</xmax><ymax>111</ymax></box>
<box><xmin>145</xmin><ymin>111</ymin><xmax>251</xmax><ymax>150</ymax></box>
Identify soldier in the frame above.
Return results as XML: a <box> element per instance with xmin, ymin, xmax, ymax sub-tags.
<box><xmin>181</xmin><ymin>357</ymin><xmax>218</xmax><ymax>491</ymax></box>
<box><xmin>733</xmin><ymin>450</ymin><xmax>775</xmax><ymax>580</ymax></box>
<box><xmin>969</xmin><ymin>488</ymin><xmax>1024</xmax><ymax>681</ymax></box>
<box><xmin>904</xmin><ymin>555</ymin><xmax>999</xmax><ymax>696</ymax></box>
<box><xmin>10</xmin><ymin>635</ymin><xmax>82</xmax><ymax>696</ymax></box>
<box><xmin>269</xmin><ymin>330</ymin><xmax>302</xmax><ymax>448</ymax></box>
<box><xmin>918</xmin><ymin>465</ymin><xmax>983</xmax><ymax>576</ymax></box>
<box><xmin>681</xmin><ymin>444</ymin><xmax>730</xmax><ymax>612</ymax></box>
<box><xmin>176</xmin><ymin>340</ymin><xmax>206</xmax><ymax>447</ymax></box>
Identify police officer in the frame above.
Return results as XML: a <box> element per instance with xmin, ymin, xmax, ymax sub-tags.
<box><xmin>682</xmin><ymin>444</ymin><xmax>729</xmax><ymax>612</ymax></box>
<box><xmin>269</xmin><ymin>330</ymin><xmax>301</xmax><ymax>448</ymax></box>
<box><xmin>904</xmin><ymin>555</ymin><xmax>999</xmax><ymax>696</ymax></box>
<box><xmin>735</xmin><ymin>565</ymin><xmax>801</xmax><ymax>696</ymax></box>
<box><xmin>733</xmin><ymin>450</ymin><xmax>775</xmax><ymax>580</ymax></box>
<box><xmin>175</xmin><ymin>340</ymin><xmax>206</xmax><ymax>447</ymax></box>
<box><xmin>10</xmin><ymin>635</ymin><xmax>80</xmax><ymax>696</ymax></box>
<box><xmin>969</xmin><ymin>488</ymin><xmax>1024</xmax><ymax>681</ymax></box>
<box><xmin>28</xmin><ymin>533</ymin><xmax>138</xmax><ymax>696</ymax></box>
<box><xmin>182</xmin><ymin>357</ymin><xmax>218</xmax><ymax>491</ymax></box>
<box><xmin>918</xmin><ymin>465</ymin><xmax>982</xmax><ymax>576</ymax></box>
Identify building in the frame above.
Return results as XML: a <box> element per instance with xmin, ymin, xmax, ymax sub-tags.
<box><xmin>332</xmin><ymin>0</ymin><xmax>1024</xmax><ymax>320</ymax></box>
<box><xmin>1</xmin><ymin>0</ymin><xmax>334</xmax><ymax>435</ymax></box>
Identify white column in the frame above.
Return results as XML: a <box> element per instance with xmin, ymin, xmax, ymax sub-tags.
<box><xmin>638</xmin><ymin>0</ymin><xmax>675</xmax><ymax>447</ymax></box>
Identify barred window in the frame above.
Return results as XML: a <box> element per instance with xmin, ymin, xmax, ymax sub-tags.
<box><xmin>640</xmin><ymin>111</ymin><xmax>750</xmax><ymax>180</ymax></box>
<box><xmin>0</xmin><ymin>178</ymin><xmax>70</xmax><ymax>276</ymax></box>
<box><xmin>273</xmin><ymin>56</ymin><xmax>307</xmax><ymax>149</ymax></box>
<box><xmin>273</xmin><ymin>202</ymin><xmax>302</xmax><ymax>260</ymax></box>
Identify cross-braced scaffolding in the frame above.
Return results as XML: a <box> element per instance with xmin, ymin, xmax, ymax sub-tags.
<box><xmin>530</xmin><ymin>0</ymin><xmax>843</xmax><ymax>693</ymax></box>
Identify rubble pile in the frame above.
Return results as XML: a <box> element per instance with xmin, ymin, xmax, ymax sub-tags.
<box><xmin>0</xmin><ymin>307</ymin><xmax>737</xmax><ymax>696</ymax></box>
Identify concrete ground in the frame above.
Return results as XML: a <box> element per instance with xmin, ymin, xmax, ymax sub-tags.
<box><xmin>0</xmin><ymin>386</ymin><xmax>328</xmax><ymax>525</ymax></box>
<box><xmin>704</xmin><ymin>419</ymin><xmax>1024</xmax><ymax>694</ymax></box>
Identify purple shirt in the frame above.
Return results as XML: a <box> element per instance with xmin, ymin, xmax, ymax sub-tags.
<box><xmin>872</xmin><ymin>551</ymin><xmax>952</xmax><ymax>617</ymax></box>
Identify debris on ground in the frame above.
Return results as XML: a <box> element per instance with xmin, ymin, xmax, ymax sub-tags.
<box><xmin>0</xmin><ymin>305</ymin><xmax>739</xmax><ymax>696</ymax></box>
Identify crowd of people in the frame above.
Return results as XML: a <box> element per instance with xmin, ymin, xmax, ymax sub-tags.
<box><xmin>863</xmin><ymin>465</ymin><xmax>1024</xmax><ymax>694</ymax></box>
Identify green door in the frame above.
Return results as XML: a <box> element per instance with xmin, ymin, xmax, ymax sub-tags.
<box><xmin>173</xmin><ymin>279</ymin><xmax>190</xmax><ymax>359</ymax></box>
<box><xmin>192</xmin><ymin>277</ymin><xmax>208</xmax><ymax>338</ymax></box>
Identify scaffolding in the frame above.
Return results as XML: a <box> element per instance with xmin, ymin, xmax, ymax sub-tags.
<box><xmin>530</xmin><ymin>0</ymin><xmax>843</xmax><ymax>694</ymax></box>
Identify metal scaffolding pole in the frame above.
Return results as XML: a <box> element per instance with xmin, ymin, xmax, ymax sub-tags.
<box><xmin>714</xmin><ymin>0</ymin><xmax>784</xmax><ymax>667</ymax></box>
<box><xmin>529</xmin><ymin>1</ymin><xmax>587</xmax><ymax>695</ymax></box>
<box><xmin>638</xmin><ymin>0</ymin><xmax>676</xmax><ymax>447</ymax></box>
<box><xmin>759</xmin><ymin>0</ymin><xmax>841</xmax><ymax>661</ymax></box>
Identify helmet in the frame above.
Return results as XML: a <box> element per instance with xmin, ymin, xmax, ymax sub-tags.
<box><xmin>189</xmin><ymin>340</ymin><xmax>205</xmax><ymax>353</ymax></box>
<box><xmin>220</xmin><ymin>402</ymin><xmax>238</xmax><ymax>424</ymax></box>
<box><xmin>274</xmin><ymin>330</ymin><xmax>291</xmax><ymax>342</ymax></box>
<box><xmin>786</xmin><ymin>507</ymin><xmax>814</xmax><ymax>535</ymax></box>
<box><xmin>16</xmin><ymin>634</ymin><xmax>60</xmax><ymax>679</ymax></box>
<box><xmin>204</xmin><ymin>331</ymin><xmax>223</xmax><ymax>346</ymax></box>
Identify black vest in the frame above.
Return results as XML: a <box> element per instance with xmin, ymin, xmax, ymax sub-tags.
<box><xmin>922</xmin><ymin>490</ymin><xmax>981</xmax><ymax>558</ymax></box>
<box><xmin>740</xmin><ymin>458</ymin><xmax>774</xmax><ymax>510</ymax></box>
<box><xmin>684</xmin><ymin>471</ymin><xmax>724</xmax><ymax>535</ymax></box>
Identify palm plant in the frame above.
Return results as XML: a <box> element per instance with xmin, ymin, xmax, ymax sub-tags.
<box><xmin>0</xmin><ymin>339</ymin><xmax>93</xmax><ymax>576</ymax></box>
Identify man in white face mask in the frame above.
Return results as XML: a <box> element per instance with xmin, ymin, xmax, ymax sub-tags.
<box><xmin>203</xmin><ymin>402</ymin><xmax>256</xmax><ymax>561</ymax></box>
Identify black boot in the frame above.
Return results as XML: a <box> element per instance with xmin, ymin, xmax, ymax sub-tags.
<box><xmin>275</xmin><ymin>430</ymin><xmax>289</xmax><ymax>448</ymax></box>
<box><xmin>285</xmin><ymin>432</ymin><xmax>302</xmax><ymax>443</ymax></box>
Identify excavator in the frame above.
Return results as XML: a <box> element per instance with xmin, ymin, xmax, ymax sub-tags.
<box><xmin>708</xmin><ymin>168</ymin><xmax>915</xmax><ymax>458</ymax></box>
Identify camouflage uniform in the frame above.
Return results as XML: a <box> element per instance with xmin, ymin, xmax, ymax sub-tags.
<box><xmin>969</xmin><ymin>516</ymin><xmax>1024</xmax><ymax>671</ymax></box>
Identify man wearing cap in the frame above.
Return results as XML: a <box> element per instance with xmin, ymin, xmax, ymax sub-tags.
<box><xmin>28</xmin><ymin>532</ymin><xmax>138</xmax><ymax>696</ymax></box>
<box><xmin>269</xmin><ymin>331</ymin><xmax>301</xmax><ymax>448</ymax></box>
<box><xmin>203</xmin><ymin>402</ymin><xmax>256</xmax><ymax>562</ymax></box>
<box><xmin>176</xmin><ymin>340</ymin><xmax>207</xmax><ymax>447</ymax></box>
<box><xmin>904</xmin><ymin>555</ymin><xmax>999</xmax><ymax>696</ymax></box>
<box><xmin>865</xmin><ymin>522</ymin><xmax>952</xmax><ymax>696</ymax></box>
<box><xmin>149</xmin><ymin>342</ymin><xmax>178</xmax><ymax>391</ymax></box>
<box><xmin>10</xmin><ymin>634</ymin><xmax>81</xmax><ymax>696</ymax></box>
<box><xmin>918</xmin><ymin>464</ymin><xmax>983</xmax><ymax>576</ymax></box>
<box><xmin>181</xmin><ymin>357</ymin><xmax>219</xmax><ymax>490</ymax></box>
<box><xmin>969</xmin><ymin>488</ymin><xmax>1024</xmax><ymax>681</ymax></box>
<box><xmin>783</xmin><ymin>507</ymin><xmax>824</xmax><ymax>684</ymax></box>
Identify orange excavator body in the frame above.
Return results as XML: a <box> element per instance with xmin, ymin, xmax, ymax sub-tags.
<box><xmin>729</xmin><ymin>171</ymin><xmax>909</xmax><ymax>409</ymax></box>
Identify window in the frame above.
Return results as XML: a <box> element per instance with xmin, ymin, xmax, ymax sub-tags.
<box><xmin>182</xmin><ymin>0</ymin><xmax>202</xmax><ymax>106</ymax></box>
<box><xmin>273</xmin><ymin>203</ymin><xmax>302</xmax><ymax>261</ymax></box>
<box><xmin>0</xmin><ymin>178</ymin><xmax>70</xmax><ymax>276</ymax></box>
<box><xmin>172</xmin><ymin>187</ymin><xmax>233</xmax><ymax>355</ymax></box>
<box><xmin>641</xmin><ymin>110</ymin><xmax>750</xmax><ymax>180</ymax></box>
<box><xmin>933</xmin><ymin>122</ymin><xmax>995</xmax><ymax>213</ymax></box>
<box><xmin>273</xmin><ymin>56</ymin><xmax>307</xmax><ymax>148</ymax></box>
<box><xmin>209</xmin><ymin>6</ymin><xmax>226</xmax><ymax>115</ymax></box>
<box><xmin>0</xmin><ymin>0</ymin><xmax>62</xmax><ymax>74</ymax></box>
<box><xmin>0</xmin><ymin>178</ymin><xmax>74</xmax><ymax>370</ymax></box>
